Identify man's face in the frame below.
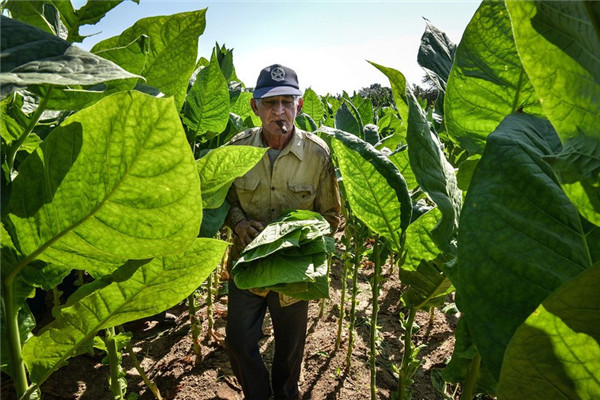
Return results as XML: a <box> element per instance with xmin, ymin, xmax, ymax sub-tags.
<box><xmin>251</xmin><ymin>95</ymin><xmax>303</xmax><ymax>135</ymax></box>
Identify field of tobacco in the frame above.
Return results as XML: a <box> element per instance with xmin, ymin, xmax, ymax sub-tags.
<box><xmin>1</xmin><ymin>1</ymin><xmax>598</xmax><ymax>399</ymax></box>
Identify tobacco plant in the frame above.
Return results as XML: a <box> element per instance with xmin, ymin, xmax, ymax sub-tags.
<box><xmin>0</xmin><ymin>4</ymin><xmax>264</xmax><ymax>399</ymax></box>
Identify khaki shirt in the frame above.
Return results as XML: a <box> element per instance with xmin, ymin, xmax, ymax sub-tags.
<box><xmin>225</xmin><ymin>127</ymin><xmax>341</xmax><ymax>302</ymax></box>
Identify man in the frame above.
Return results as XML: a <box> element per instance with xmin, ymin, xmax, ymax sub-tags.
<box><xmin>225</xmin><ymin>64</ymin><xmax>341</xmax><ymax>400</ymax></box>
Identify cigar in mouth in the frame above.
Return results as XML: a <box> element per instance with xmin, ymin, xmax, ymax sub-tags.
<box><xmin>275</xmin><ymin>120</ymin><xmax>288</xmax><ymax>134</ymax></box>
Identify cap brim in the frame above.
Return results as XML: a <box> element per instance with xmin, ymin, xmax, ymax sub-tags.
<box><xmin>253</xmin><ymin>85</ymin><xmax>303</xmax><ymax>99</ymax></box>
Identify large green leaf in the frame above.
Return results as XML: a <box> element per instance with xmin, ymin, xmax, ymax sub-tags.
<box><xmin>406</xmin><ymin>87</ymin><xmax>462</xmax><ymax>253</ymax></box>
<box><xmin>0</xmin><ymin>16</ymin><xmax>139</xmax><ymax>99</ymax></box>
<box><xmin>4</xmin><ymin>1</ymin><xmax>63</xmax><ymax>36</ymax></box>
<box><xmin>505</xmin><ymin>1</ymin><xmax>600</xmax><ymax>144</ymax></box>
<box><xmin>91</xmin><ymin>10</ymin><xmax>207</xmax><ymax>110</ymax></box>
<box><xmin>377</xmin><ymin>107</ymin><xmax>406</xmax><ymax>139</ymax></box>
<box><xmin>39</xmin><ymin>36</ymin><xmax>149</xmax><ymax>111</ymax></box>
<box><xmin>498</xmin><ymin>264</ymin><xmax>600</xmax><ymax>400</ymax></box>
<box><xmin>352</xmin><ymin>94</ymin><xmax>374</xmax><ymax>126</ymax></box>
<box><xmin>401</xmin><ymin>208</ymin><xmax>441</xmax><ymax>272</ymax></box>
<box><xmin>183</xmin><ymin>52</ymin><xmax>230</xmax><ymax>137</ymax></box>
<box><xmin>5</xmin><ymin>0</ymin><xmax>127</xmax><ymax>42</ymax></box>
<box><xmin>399</xmin><ymin>208</ymin><xmax>453</xmax><ymax>310</ymax></box>
<box><xmin>5</xmin><ymin>91</ymin><xmax>202</xmax><ymax>277</ymax></box>
<box><xmin>50</xmin><ymin>0</ymin><xmax>127</xmax><ymax>42</ymax></box>
<box><xmin>22</xmin><ymin>238</ymin><xmax>227</xmax><ymax>385</ymax></box>
<box><xmin>545</xmin><ymin>134</ymin><xmax>600</xmax><ymax>227</ymax></box>
<box><xmin>417</xmin><ymin>19</ymin><xmax>456</xmax><ymax>89</ymax></box>
<box><xmin>455</xmin><ymin>113</ymin><xmax>592</xmax><ymax>379</ymax></box>
<box><xmin>234</xmin><ymin>246</ymin><xmax>329</xmax><ymax>290</ymax></box>
<box><xmin>368</xmin><ymin>61</ymin><xmax>409</xmax><ymax>123</ymax></box>
<box><xmin>417</xmin><ymin>19</ymin><xmax>456</xmax><ymax>119</ymax></box>
<box><xmin>302</xmin><ymin>88</ymin><xmax>324</xmax><ymax>125</ymax></box>
<box><xmin>323</xmin><ymin>128</ymin><xmax>412</xmax><ymax>250</ymax></box>
<box><xmin>197</xmin><ymin>145</ymin><xmax>267</xmax><ymax>209</ymax></box>
<box><xmin>232</xmin><ymin>210</ymin><xmax>332</xmax><ymax>299</ymax></box>
<box><xmin>445</xmin><ymin>1</ymin><xmax>545</xmax><ymax>154</ymax></box>
<box><xmin>238</xmin><ymin>210</ymin><xmax>331</xmax><ymax>259</ymax></box>
<box><xmin>230</xmin><ymin>91</ymin><xmax>261</xmax><ymax>127</ymax></box>
<box><xmin>388</xmin><ymin>148</ymin><xmax>418</xmax><ymax>191</ymax></box>
<box><xmin>334</xmin><ymin>102</ymin><xmax>361</xmax><ymax>137</ymax></box>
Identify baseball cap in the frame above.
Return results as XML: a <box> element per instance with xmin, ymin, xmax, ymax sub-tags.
<box><xmin>253</xmin><ymin>64</ymin><xmax>303</xmax><ymax>99</ymax></box>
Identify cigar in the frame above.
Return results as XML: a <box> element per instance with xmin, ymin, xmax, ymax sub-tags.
<box><xmin>276</xmin><ymin>120</ymin><xmax>288</xmax><ymax>134</ymax></box>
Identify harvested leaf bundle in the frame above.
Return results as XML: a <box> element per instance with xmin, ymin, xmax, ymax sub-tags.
<box><xmin>232</xmin><ymin>210</ymin><xmax>335</xmax><ymax>300</ymax></box>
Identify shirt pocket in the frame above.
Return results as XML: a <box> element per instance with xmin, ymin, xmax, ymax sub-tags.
<box><xmin>287</xmin><ymin>182</ymin><xmax>316</xmax><ymax>209</ymax></box>
<box><xmin>234</xmin><ymin>177</ymin><xmax>260</xmax><ymax>210</ymax></box>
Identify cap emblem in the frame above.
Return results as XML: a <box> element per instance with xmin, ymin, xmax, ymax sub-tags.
<box><xmin>271</xmin><ymin>67</ymin><xmax>286</xmax><ymax>82</ymax></box>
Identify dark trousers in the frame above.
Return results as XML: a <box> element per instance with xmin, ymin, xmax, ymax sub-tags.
<box><xmin>226</xmin><ymin>280</ymin><xmax>308</xmax><ymax>400</ymax></box>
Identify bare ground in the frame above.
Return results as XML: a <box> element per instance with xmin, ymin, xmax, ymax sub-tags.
<box><xmin>2</xmin><ymin>255</ymin><xmax>460</xmax><ymax>400</ymax></box>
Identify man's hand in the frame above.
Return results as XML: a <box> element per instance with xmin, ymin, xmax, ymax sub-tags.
<box><xmin>234</xmin><ymin>219</ymin><xmax>265</xmax><ymax>247</ymax></box>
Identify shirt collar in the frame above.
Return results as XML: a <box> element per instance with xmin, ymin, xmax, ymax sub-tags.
<box><xmin>257</xmin><ymin>127</ymin><xmax>304</xmax><ymax>161</ymax></box>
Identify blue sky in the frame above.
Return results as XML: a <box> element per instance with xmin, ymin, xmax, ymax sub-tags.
<box><xmin>77</xmin><ymin>0</ymin><xmax>481</xmax><ymax>95</ymax></box>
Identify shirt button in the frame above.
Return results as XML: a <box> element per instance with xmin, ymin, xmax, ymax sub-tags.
<box><xmin>271</xmin><ymin>186</ymin><xmax>275</xmax><ymax>191</ymax></box>
<box><xmin>271</xmin><ymin>208</ymin><xmax>275</xmax><ymax>212</ymax></box>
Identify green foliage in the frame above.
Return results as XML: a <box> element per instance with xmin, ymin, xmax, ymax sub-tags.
<box><xmin>358</xmin><ymin>83</ymin><xmax>393</xmax><ymax>108</ymax></box>
<box><xmin>445</xmin><ymin>1</ymin><xmax>545</xmax><ymax>154</ymax></box>
<box><xmin>91</xmin><ymin>9</ymin><xmax>207</xmax><ymax>110</ymax></box>
<box><xmin>2</xmin><ymin>1</ymin><xmax>599</xmax><ymax>399</ymax></box>
<box><xmin>232</xmin><ymin>210</ymin><xmax>333</xmax><ymax>300</ymax></box>
<box><xmin>183</xmin><ymin>51</ymin><xmax>230</xmax><ymax>139</ymax></box>
<box><xmin>322</xmin><ymin>127</ymin><xmax>412</xmax><ymax>250</ymax></box>
<box><xmin>454</xmin><ymin>113</ymin><xmax>594</xmax><ymax>378</ymax></box>
<box><xmin>406</xmin><ymin>86</ymin><xmax>462</xmax><ymax>253</ymax></box>
<box><xmin>22</xmin><ymin>238</ymin><xmax>227</xmax><ymax>385</ymax></box>
<box><xmin>416</xmin><ymin>19</ymin><xmax>455</xmax><ymax>117</ymax></box>
<box><xmin>498</xmin><ymin>264</ymin><xmax>600</xmax><ymax>400</ymax></box>
<box><xmin>197</xmin><ymin>145</ymin><xmax>267</xmax><ymax>209</ymax></box>
<box><xmin>0</xmin><ymin>16</ymin><xmax>138</xmax><ymax>100</ymax></box>
<box><xmin>505</xmin><ymin>1</ymin><xmax>600</xmax><ymax>145</ymax></box>
<box><xmin>302</xmin><ymin>88</ymin><xmax>324</xmax><ymax>125</ymax></box>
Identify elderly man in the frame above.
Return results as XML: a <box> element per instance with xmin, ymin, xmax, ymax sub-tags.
<box><xmin>225</xmin><ymin>64</ymin><xmax>341</xmax><ymax>400</ymax></box>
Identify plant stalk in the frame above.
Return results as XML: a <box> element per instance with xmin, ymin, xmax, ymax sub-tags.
<box><xmin>2</xmin><ymin>285</ymin><xmax>30</xmax><ymax>399</ymax></box>
<box><xmin>335</xmin><ymin>256</ymin><xmax>349</xmax><ymax>351</ymax></box>
<box><xmin>397</xmin><ymin>307</ymin><xmax>417</xmax><ymax>400</ymax></box>
<box><xmin>369</xmin><ymin>236</ymin><xmax>382</xmax><ymax>400</ymax></box>
<box><xmin>319</xmin><ymin>251</ymin><xmax>332</xmax><ymax>318</ymax></box>
<box><xmin>106</xmin><ymin>327</ymin><xmax>125</xmax><ymax>400</ymax></box>
<box><xmin>7</xmin><ymin>87</ymin><xmax>53</xmax><ymax>175</ymax></box>
<box><xmin>461</xmin><ymin>352</ymin><xmax>481</xmax><ymax>400</ymax></box>
<box><xmin>207</xmin><ymin>272</ymin><xmax>214</xmax><ymax>333</ymax></box>
<box><xmin>345</xmin><ymin>229</ymin><xmax>361</xmax><ymax>371</ymax></box>
<box><xmin>188</xmin><ymin>293</ymin><xmax>202</xmax><ymax>356</ymax></box>
<box><xmin>122</xmin><ymin>331</ymin><xmax>164</xmax><ymax>400</ymax></box>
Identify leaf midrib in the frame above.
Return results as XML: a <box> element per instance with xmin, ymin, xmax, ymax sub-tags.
<box><xmin>11</xmin><ymin>98</ymin><xmax>164</xmax><ymax>281</ymax></box>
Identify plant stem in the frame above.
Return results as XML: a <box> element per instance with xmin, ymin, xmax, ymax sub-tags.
<box><xmin>207</xmin><ymin>272</ymin><xmax>214</xmax><ymax>336</ymax></box>
<box><xmin>424</xmin><ymin>307</ymin><xmax>435</xmax><ymax>338</ymax></box>
<box><xmin>188</xmin><ymin>293</ymin><xmax>201</xmax><ymax>356</ymax></box>
<box><xmin>397</xmin><ymin>307</ymin><xmax>417</xmax><ymax>400</ymax></box>
<box><xmin>7</xmin><ymin>87</ymin><xmax>53</xmax><ymax>175</ymax></box>
<box><xmin>345</xmin><ymin>231</ymin><xmax>361</xmax><ymax>371</ymax></box>
<box><xmin>370</xmin><ymin>236</ymin><xmax>382</xmax><ymax>400</ymax></box>
<box><xmin>319</xmin><ymin>252</ymin><xmax>332</xmax><ymax>318</ymax></box>
<box><xmin>52</xmin><ymin>287</ymin><xmax>62</xmax><ymax>308</ymax></box>
<box><xmin>335</xmin><ymin>256</ymin><xmax>349</xmax><ymax>351</ymax></box>
<box><xmin>461</xmin><ymin>352</ymin><xmax>481</xmax><ymax>400</ymax></box>
<box><xmin>122</xmin><ymin>331</ymin><xmax>164</xmax><ymax>400</ymax></box>
<box><xmin>106</xmin><ymin>327</ymin><xmax>125</xmax><ymax>400</ymax></box>
<box><xmin>2</xmin><ymin>285</ymin><xmax>29</xmax><ymax>399</ymax></box>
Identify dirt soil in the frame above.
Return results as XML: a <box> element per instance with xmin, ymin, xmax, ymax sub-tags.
<box><xmin>2</xmin><ymin>247</ymin><xmax>461</xmax><ymax>400</ymax></box>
